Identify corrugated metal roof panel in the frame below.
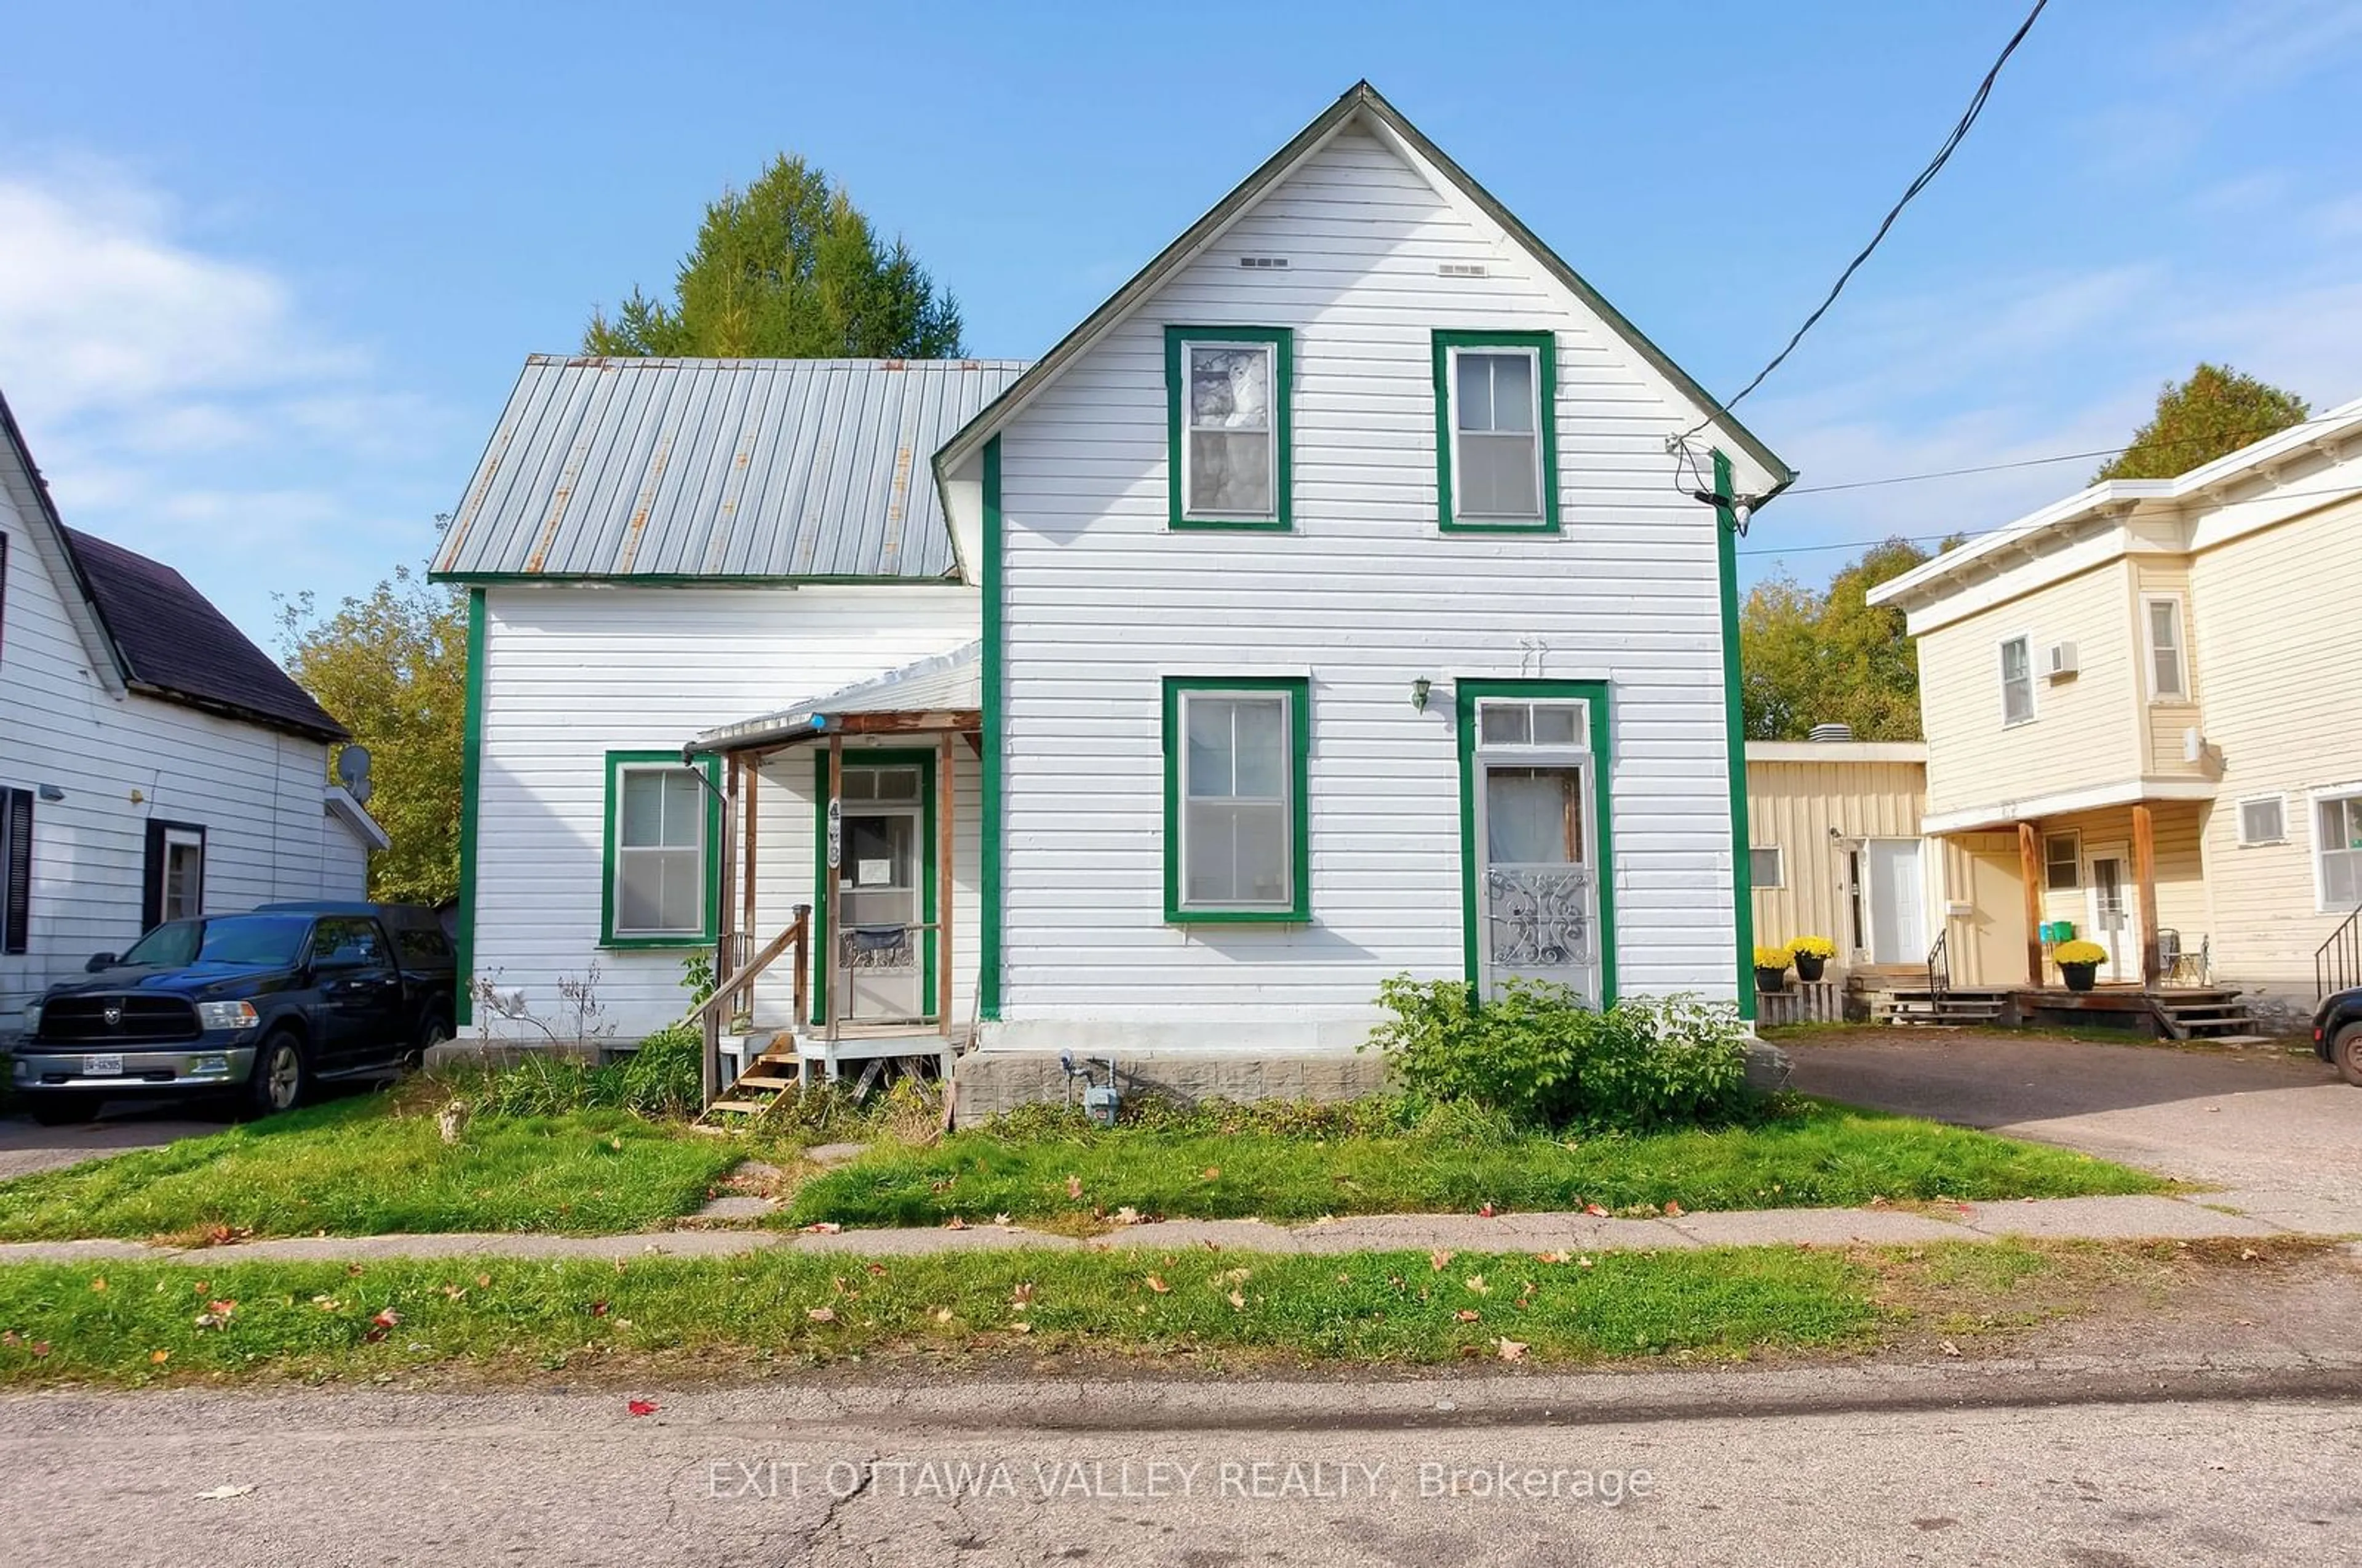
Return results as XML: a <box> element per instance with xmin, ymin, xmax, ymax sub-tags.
<box><xmin>433</xmin><ymin>356</ymin><xmax>1028</xmax><ymax>581</ymax></box>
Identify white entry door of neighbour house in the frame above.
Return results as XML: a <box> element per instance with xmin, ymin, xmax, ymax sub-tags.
<box><xmin>838</xmin><ymin>765</ymin><xmax>926</xmax><ymax>1022</ymax></box>
<box><xmin>2085</xmin><ymin>849</ymin><xmax>2136</xmax><ymax>983</ymax></box>
<box><xmin>1471</xmin><ymin>696</ymin><xmax>1602</xmax><ymax>1006</ymax></box>
<box><xmin>1864</xmin><ymin>838</ymin><xmax>1927</xmax><ymax>966</ymax></box>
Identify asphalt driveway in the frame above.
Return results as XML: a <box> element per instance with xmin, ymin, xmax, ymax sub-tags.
<box><xmin>1786</xmin><ymin>1031</ymin><xmax>2362</xmax><ymax>1234</ymax></box>
<box><xmin>0</xmin><ymin>1104</ymin><xmax>229</xmax><ymax>1181</ymax></box>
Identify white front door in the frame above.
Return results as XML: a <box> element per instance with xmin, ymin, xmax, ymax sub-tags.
<box><xmin>1865</xmin><ymin>838</ymin><xmax>1926</xmax><ymax>965</ymax></box>
<box><xmin>2086</xmin><ymin>852</ymin><xmax>2134</xmax><ymax>982</ymax></box>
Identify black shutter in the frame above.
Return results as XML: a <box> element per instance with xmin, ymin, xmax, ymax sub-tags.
<box><xmin>141</xmin><ymin>819</ymin><xmax>165</xmax><ymax>933</ymax></box>
<box><xmin>2</xmin><ymin>787</ymin><xmax>30</xmax><ymax>955</ymax></box>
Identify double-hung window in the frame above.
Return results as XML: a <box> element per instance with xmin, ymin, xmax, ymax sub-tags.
<box><xmin>1434</xmin><ymin>330</ymin><xmax>1559</xmax><ymax>531</ymax></box>
<box><xmin>1999</xmin><ymin>635</ymin><xmax>2035</xmax><ymax>726</ymax></box>
<box><xmin>2144</xmin><ymin>597</ymin><xmax>2189</xmax><ymax>700</ymax></box>
<box><xmin>141</xmin><ymin>821</ymin><xmax>206</xmax><ymax>930</ymax></box>
<box><xmin>1166</xmin><ymin>327</ymin><xmax>1292</xmax><ymax>529</ymax></box>
<box><xmin>1163</xmin><ymin>677</ymin><xmax>1310</xmax><ymax>921</ymax></box>
<box><xmin>603</xmin><ymin>751</ymin><xmax>719</xmax><ymax>945</ymax></box>
<box><xmin>2319</xmin><ymin>792</ymin><xmax>2362</xmax><ymax>911</ymax></box>
<box><xmin>2043</xmin><ymin>832</ymin><xmax>2080</xmax><ymax>891</ymax></box>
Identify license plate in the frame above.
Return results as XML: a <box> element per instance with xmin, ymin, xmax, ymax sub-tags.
<box><xmin>82</xmin><ymin>1054</ymin><xmax>124</xmax><ymax>1077</ymax></box>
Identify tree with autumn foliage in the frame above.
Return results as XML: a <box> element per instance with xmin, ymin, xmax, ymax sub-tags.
<box><xmin>2093</xmin><ymin>364</ymin><xmax>2310</xmax><ymax>481</ymax></box>
<box><xmin>1741</xmin><ymin>537</ymin><xmax>1957</xmax><ymax>741</ymax></box>
<box><xmin>277</xmin><ymin>567</ymin><xmax>467</xmax><ymax>904</ymax></box>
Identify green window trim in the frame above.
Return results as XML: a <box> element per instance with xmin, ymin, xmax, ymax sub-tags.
<box><xmin>599</xmin><ymin>749</ymin><xmax>723</xmax><ymax>950</ymax></box>
<box><xmin>1161</xmin><ymin>675</ymin><xmax>1312</xmax><ymax>923</ymax></box>
<box><xmin>1164</xmin><ymin>325</ymin><xmax>1294</xmax><ymax>532</ymax></box>
<box><xmin>1455</xmin><ymin>678</ymin><xmax>1616</xmax><ymax>1004</ymax></box>
<box><xmin>1712</xmin><ymin>449</ymin><xmax>1756</xmax><ymax>1021</ymax></box>
<box><xmin>979</xmin><ymin>436</ymin><xmax>1004</xmax><ymax>1019</ymax></box>
<box><xmin>809</xmin><ymin>747</ymin><xmax>939</xmax><ymax>1025</ymax></box>
<box><xmin>1433</xmin><ymin>329</ymin><xmax>1561</xmax><ymax>534</ymax></box>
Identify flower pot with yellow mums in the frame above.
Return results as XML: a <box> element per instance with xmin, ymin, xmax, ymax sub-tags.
<box><xmin>1752</xmin><ymin>944</ymin><xmax>1794</xmax><ymax>995</ymax></box>
<box><xmin>2053</xmin><ymin>938</ymin><xmax>2109</xmax><ymax>992</ymax></box>
<box><xmin>1789</xmin><ymin>935</ymin><xmax>1837</xmax><ymax>983</ymax></box>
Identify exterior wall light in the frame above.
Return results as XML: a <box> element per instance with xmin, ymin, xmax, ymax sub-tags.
<box><xmin>1410</xmin><ymin>677</ymin><xmax>1432</xmax><ymax>713</ymax></box>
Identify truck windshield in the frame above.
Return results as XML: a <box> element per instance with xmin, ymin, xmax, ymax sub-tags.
<box><xmin>121</xmin><ymin>915</ymin><xmax>312</xmax><ymax>968</ymax></box>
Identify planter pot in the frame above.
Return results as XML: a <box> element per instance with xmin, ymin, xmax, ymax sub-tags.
<box><xmin>1794</xmin><ymin>952</ymin><xmax>1827</xmax><ymax>984</ymax></box>
<box><xmin>2060</xmin><ymin>962</ymin><xmax>2098</xmax><ymax>993</ymax></box>
<box><xmin>1754</xmin><ymin>966</ymin><xmax>1791</xmax><ymax>995</ymax></box>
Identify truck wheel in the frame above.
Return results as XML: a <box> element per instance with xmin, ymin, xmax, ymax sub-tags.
<box><xmin>247</xmin><ymin>1032</ymin><xmax>309</xmax><ymax>1117</ymax></box>
<box><xmin>26</xmin><ymin>1095</ymin><xmax>101</xmax><ymax>1127</ymax></box>
<box><xmin>2334</xmin><ymin>1022</ymin><xmax>2362</xmax><ymax>1089</ymax></box>
<box><xmin>404</xmin><ymin>1018</ymin><xmax>451</xmax><ymax>1073</ymax></box>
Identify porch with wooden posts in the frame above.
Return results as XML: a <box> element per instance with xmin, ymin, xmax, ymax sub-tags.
<box><xmin>678</xmin><ymin>644</ymin><xmax>982</xmax><ymax>1112</ymax></box>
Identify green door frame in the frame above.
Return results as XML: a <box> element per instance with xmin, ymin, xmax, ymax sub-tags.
<box><xmin>810</xmin><ymin>747</ymin><xmax>939</xmax><ymax>1026</ymax></box>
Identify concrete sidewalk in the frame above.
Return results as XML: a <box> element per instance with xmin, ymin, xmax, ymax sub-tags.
<box><xmin>0</xmin><ymin>1190</ymin><xmax>2335</xmax><ymax>1268</ymax></box>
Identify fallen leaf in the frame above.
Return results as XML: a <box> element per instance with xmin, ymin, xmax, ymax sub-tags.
<box><xmin>475</xmin><ymin>1274</ymin><xmax>493</xmax><ymax>1289</ymax></box>
<box><xmin>1454</xmin><ymin>1310</ymin><xmax>1481</xmax><ymax>1323</ymax></box>
<box><xmin>627</xmin><ymin>1398</ymin><xmax>658</xmax><ymax>1417</ymax></box>
<box><xmin>1010</xmin><ymin>1282</ymin><xmax>1035</xmax><ymax>1307</ymax></box>
<box><xmin>1201</xmin><ymin>1166</ymin><xmax>1221</xmax><ymax>1182</ymax></box>
<box><xmin>440</xmin><ymin>1284</ymin><xmax>467</xmax><ymax>1302</ymax></box>
<box><xmin>1583</xmin><ymin>1204</ymin><xmax>1609</xmax><ymax>1218</ymax></box>
<box><xmin>364</xmin><ymin>1328</ymin><xmax>389</xmax><ymax>1344</ymax></box>
<box><xmin>944</xmin><ymin>1216</ymin><xmax>968</xmax><ymax>1232</ymax></box>
<box><xmin>992</xmin><ymin>1213</ymin><xmax>1013</xmax><ymax>1227</ymax></box>
<box><xmin>1011</xmin><ymin>1321</ymin><xmax>1032</xmax><ymax>1334</ymax></box>
<box><xmin>1535</xmin><ymin>1251</ymin><xmax>1572</xmax><ymax>1265</ymax></box>
<box><xmin>590</xmin><ymin>1301</ymin><xmax>610</xmax><ymax>1318</ymax></box>
<box><xmin>1478</xmin><ymin>1202</ymin><xmax>1496</xmax><ymax>1218</ymax></box>
<box><xmin>89</xmin><ymin>1278</ymin><xmax>106</xmax><ymax>1293</ymax></box>
<box><xmin>1145</xmin><ymin>1275</ymin><xmax>1171</xmax><ymax>1294</ymax></box>
<box><xmin>194</xmin><ymin>1485</ymin><xmax>252</xmax><ymax>1501</ymax></box>
<box><xmin>1064</xmin><ymin>1174</ymin><xmax>1085</xmax><ymax>1201</ymax></box>
<box><xmin>806</xmin><ymin>1307</ymin><xmax>837</xmax><ymax>1323</ymax></box>
<box><xmin>1663</xmin><ymin>1201</ymin><xmax>1685</xmax><ymax>1218</ymax></box>
<box><xmin>372</xmin><ymin>1308</ymin><xmax>402</xmax><ymax>1329</ymax></box>
<box><xmin>0</xmin><ymin>1331</ymin><xmax>14</xmax><ymax>1347</ymax></box>
<box><xmin>1463</xmin><ymin>1274</ymin><xmax>1490</xmax><ymax>1295</ymax></box>
<box><xmin>2240</xmin><ymin>1248</ymin><xmax>2260</xmax><ymax>1261</ymax></box>
<box><xmin>1430</xmin><ymin>1249</ymin><xmax>1455</xmax><ymax>1272</ymax></box>
<box><xmin>801</xmin><ymin>1222</ymin><xmax>843</xmax><ymax>1235</ymax></box>
<box><xmin>28</xmin><ymin>1342</ymin><xmax>49</xmax><ymax>1359</ymax></box>
<box><xmin>1577</xmin><ymin>1257</ymin><xmax>1595</xmax><ymax>1269</ymax></box>
<box><xmin>311</xmin><ymin>1295</ymin><xmax>342</xmax><ymax>1312</ymax></box>
<box><xmin>1113</xmin><ymin>1206</ymin><xmax>1143</xmax><ymax>1227</ymax></box>
<box><xmin>1940</xmin><ymin>1340</ymin><xmax>1962</xmax><ymax>1358</ymax></box>
<box><xmin>1497</xmin><ymin>1338</ymin><xmax>1529</xmax><ymax>1362</ymax></box>
<box><xmin>865</xmin><ymin>1262</ymin><xmax>888</xmax><ymax>1277</ymax></box>
<box><xmin>1227</xmin><ymin>1290</ymin><xmax>1247</xmax><ymax>1310</ymax></box>
<box><xmin>931</xmin><ymin>1307</ymin><xmax>955</xmax><ymax>1324</ymax></box>
<box><xmin>149</xmin><ymin>1349</ymin><xmax>170</xmax><ymax>1364</ymax></box>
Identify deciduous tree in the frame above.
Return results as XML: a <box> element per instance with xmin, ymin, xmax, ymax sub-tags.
<box><xmin>2093</xmin><ymin>363</ymin><xmax>2309</xmax><ymax>481</ymax></box>
<box><xmin>1741</xmin><ymin>538</ymin><xmax>1952</xmax><ymax>741</ymax></box>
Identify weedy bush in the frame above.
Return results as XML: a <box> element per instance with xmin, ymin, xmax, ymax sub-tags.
<box><xmin>1364</xmin><ymin>976</ymin><xmax>1754</xmax><ymax>1133</ymax></box>
<box><xmin>459</xmin><ymin>1022</ymin><xmax>702</xmax><ymax>1121</ymax></box>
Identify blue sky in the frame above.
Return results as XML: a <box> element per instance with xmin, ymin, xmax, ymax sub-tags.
<box><xmin>3</xmin><ymin>1</ymin><xmax>2358</xmax><ymax>643</ymax></box>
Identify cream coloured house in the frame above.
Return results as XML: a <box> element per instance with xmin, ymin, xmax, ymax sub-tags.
<box><xmin>1744</xmin><ymin>737</ymin><xmax>1933</xmax><ymax>996</ymax></box>
<box><xmin>1869</xmin><ymin>398</ymin><xmax>2362</xmax><ymax>1027</ymax></box>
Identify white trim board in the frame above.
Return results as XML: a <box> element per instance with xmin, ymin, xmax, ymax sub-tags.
<box><xmin>1922</xmin><ymin>777</ymin><xmax>2219</xmax><ymax>836</ymax></box>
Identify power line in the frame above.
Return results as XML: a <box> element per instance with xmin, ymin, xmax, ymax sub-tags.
<box><xmin>1692</xmin><ymin>0</ymin><xmax>2049</xmax><ymax>431</ymax></box>
<box><xmin>1784</xmin><ymin>411</ymin><xmax>2353</xmax><ymax>497</ymax></box>
<box><xmin>1738</xmin><ymin>482</ymin><xmax>2361</xmax><ymax>559</ymax></box>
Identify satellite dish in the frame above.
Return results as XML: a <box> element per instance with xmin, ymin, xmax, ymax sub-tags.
<box><xmin>336</xmin><ymin>746</ymin><xmax>374</xmax><ymax>805</ymax></box>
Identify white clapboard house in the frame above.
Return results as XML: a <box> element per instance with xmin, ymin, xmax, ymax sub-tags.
<box><xmin>434</xmin><ymin>82</ymin><xmax>1791</xmax><ymax>1108</ymax></box>
<box><xmin>1</xmin><ymin>389</ymin><xmax>388</xmax><ymax>1035</ymax></box>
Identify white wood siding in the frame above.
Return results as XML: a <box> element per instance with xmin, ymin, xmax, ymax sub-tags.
<box><xmin>469</xmin><ymin>584</ymin><xmax>977</xmax><ymax>1040</ymax></box>
<box><xmin>992</xmin><ymin>125</ymin><xmax>1739</xmax><ymax>1046</ymax></box>
<box><xmin>1</xmin><ymin>499</ymin><xmax>362</xmax><ymax>1029</ymax></box>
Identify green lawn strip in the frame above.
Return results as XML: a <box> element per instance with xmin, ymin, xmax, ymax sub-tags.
<box><xmin>0</xmin><ymin>1097</ymin><xmax>744</xmax><ymax>1241</ymax></box>
<box><xmin>0</xmin><ymin>1243</ymin><xmax>1880</xmax><ymax>1386</ymax></box>
<box><xmin>787</xmin><ymin>1104</ymin><xmax>2164</xmax><ymax>1228</ymax></box>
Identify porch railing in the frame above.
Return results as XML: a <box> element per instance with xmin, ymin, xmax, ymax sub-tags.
<box><xmin>1925</xmin><ymin>930</ymin><xmax>1949</xmax><ymax>1002</ymax></box>
<box><xmin>688</xmin><ymin>905</ymin><xmax>811</xmax><ymax>1104</ymax></box>
<box><xmin>2320</xmin><ymin>900</ymin><xmax>2362</xmax><ymax>1001</ymax></box>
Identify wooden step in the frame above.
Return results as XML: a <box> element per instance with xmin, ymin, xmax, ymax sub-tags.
<box><xmin>706</xmin><ymin>1099</ymin><xmax>775</xmax><ymax>1115</ymax></box>
<box><xmin>736</xmin><ymin>1074</ymin><xmax>799</xmax><ymax>1090</ymax></box>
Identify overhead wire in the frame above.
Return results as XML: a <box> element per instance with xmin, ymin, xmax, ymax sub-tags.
<box><xmin>1736</xmin><ymin>482</ymin><xmax>2362</xmax><ymax>558</ymax></box>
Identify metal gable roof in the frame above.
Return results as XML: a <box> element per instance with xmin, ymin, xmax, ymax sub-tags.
<box><xmin>432</xmin><ymin>356</ymin><xmax>1028</xmax><ymax>583</ymax></box>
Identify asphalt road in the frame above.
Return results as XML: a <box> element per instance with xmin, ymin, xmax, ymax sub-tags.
<box><xmin>2</xmin><ymin>1367</ymin><xmax>2358</xmax><ymax>1567</ymax></box>
<box><xmin>1786</xmin><ymin>1032</ymin><xmax>2362</xmax><ymax>1233</ymax></box>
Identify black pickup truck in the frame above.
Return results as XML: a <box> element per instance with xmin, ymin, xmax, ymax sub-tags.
<box><xmin>10</xmin><ymin>903</ymin><xmax>455</xmax><ymax>1124</ymax></box>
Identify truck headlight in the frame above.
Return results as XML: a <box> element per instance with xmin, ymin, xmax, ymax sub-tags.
<box><xmin>197</xmin><ymin>1000</ymin><xmax>260</xmax><ymax>1032</ymax></box>
<box><xmin>20</xmin><ymin>1001</ymin><xmax>39</xmax><ymax>1037</ymax></box>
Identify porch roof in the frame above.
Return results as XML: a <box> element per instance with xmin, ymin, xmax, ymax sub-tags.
<box><xmin>687</xmin><ymin>640</ymin><xmax>981</xmax><ymax>756</ymax></box>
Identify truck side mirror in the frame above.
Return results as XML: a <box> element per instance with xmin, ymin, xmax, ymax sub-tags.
<box><xmin>85</xmin><ymin>952</ymin><xmax>119</xmax><ymax>973</ymax></box>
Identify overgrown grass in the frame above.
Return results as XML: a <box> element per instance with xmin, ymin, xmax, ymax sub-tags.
<box><xmin>0</xmin><ymin>1095</ymin><xmax>744</xmax><ymax>1241</ymax></box>
<box><xmin>0</xmin><ymin>1243</ymin><xmax>1880</xmax><ymax>1386</ymax></box>
<box><xmin>787</xmin><ymin>1099</ymin><xmax>2165</xmax><ymax>1228</ymax></box>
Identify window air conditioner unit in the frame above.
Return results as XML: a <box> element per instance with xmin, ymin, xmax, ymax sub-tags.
<box><xmin>2045</xmin><ymin>641</ymin><xmax>2078</xmax><ymax>680</ymax></box>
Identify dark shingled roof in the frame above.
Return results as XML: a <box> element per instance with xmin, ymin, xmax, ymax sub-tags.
<box><xmin>62</xmin><ymin>527</ymin><xmax>348</xmax><ymax>742</ymax></box>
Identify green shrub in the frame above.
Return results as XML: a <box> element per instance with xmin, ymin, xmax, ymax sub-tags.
<box><xmin>1364</xmin><ymin>976</ymin><xmax>1754</xmax><ymax>1132</ymax></box>
<box><xmin>459</xmin><ymin>1022</ymin><xmax>702</xmax><ymax>1121</ymax></box>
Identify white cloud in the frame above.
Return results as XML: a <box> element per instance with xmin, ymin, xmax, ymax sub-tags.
<box><xmin>0</xmin><ymin>159</ymin><xmax>450</xmax><ymax>642</ymax></box>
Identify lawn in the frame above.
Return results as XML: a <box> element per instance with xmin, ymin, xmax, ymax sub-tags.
<box><xmin>0</xmin><ymin>1095</ymin><xmax>745</xmax><ymax>1241</ymax></box>
<box><xmin>0</xmin><ymin>1243</ymin><xmax>1883</xmax><ymax>1386</ymax></box>
<box><xmin>788</xmin><ymin>1100</ymin><xmax>2165</xmax><ymax>1228</ymax></box>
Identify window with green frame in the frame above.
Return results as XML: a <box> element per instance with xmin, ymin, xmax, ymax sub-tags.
<box><xmin>1165</xmin><ymin>325</ymin><xmax>1293</xmax><ymax>530</ymax></box>
<box><xmin>1433</xmin><ymin>329</ymin><xmax>1560</xmax><ymax>533</ymax></box>
<box><xmin>601</xmin><ymin>750</ymin><xmax>721</xmax><ymax>948</ymax></box>
<box><xmin>1162</xmin><ymin>676</ymin><xmax>1311</xmax><ymax>922</ymax></box>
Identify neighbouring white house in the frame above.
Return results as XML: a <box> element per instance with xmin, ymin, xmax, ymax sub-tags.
<box><xmin>1867</xmin><ymin>395</ymin><xmax>2362</xmax><ymax>1032</ymax></box>
<box><xmin>0</xmin><ymin>388</ymin><xmax>389</xmax><ymax>1036</ymax></box>
<box><xmin>435</xmin><ymin>82</ymin><xmax>1792</xmax><ymax>1109</ymax></box>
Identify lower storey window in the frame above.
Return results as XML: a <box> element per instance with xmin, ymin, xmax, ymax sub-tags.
<box><xmin>2321</xmin><ymin>793</ymin><xmax>2362</xmax><ymax>910</ymax></box>
<box><xmin>1164</xmin><ymin>677</ymin><xmax>1310</xmax><ymax>921</ymax></box>
<box><xmin>604</xmin><ymin>752</ymin><xmax>718</xmax><ymax>944</ymax></box>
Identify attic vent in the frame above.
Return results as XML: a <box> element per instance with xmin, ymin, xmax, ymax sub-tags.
<box><xmin>1237</xmin><ymin>255</ymin><xmax>1290</xmax><ymax>269</ymax></box>
<box><xmin>1807</xmin><ymin>722</ymin><xmax>1855</xmax><ymax>743</ymax></box>
<box><xmin>1438</xmin><ymin>262</ymin><xmax>1487</xmax><ymax>278</ymax></box>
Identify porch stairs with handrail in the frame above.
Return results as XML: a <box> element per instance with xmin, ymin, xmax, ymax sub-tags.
<box><xmin>2321</xmin><ymin>898</ymin><xmax>2362</xmax><ymax>1001</ymax></box>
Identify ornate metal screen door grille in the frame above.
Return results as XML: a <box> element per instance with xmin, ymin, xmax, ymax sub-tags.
<box><xmin>1480</xmin><ymin>763</ymin><xmax>1598</xmax><ymax>1004</ymax></box>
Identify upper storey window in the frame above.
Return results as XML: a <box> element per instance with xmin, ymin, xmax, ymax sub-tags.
<box><xmin>1166</xmin><ymin>327</ymin><xmax>1293</xmax><ymax>531</ymax></box>
<box><xmin>1434</xmin><ymin>330</ymin><xmax>1560</xmax><ymax>533</ymax></box>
